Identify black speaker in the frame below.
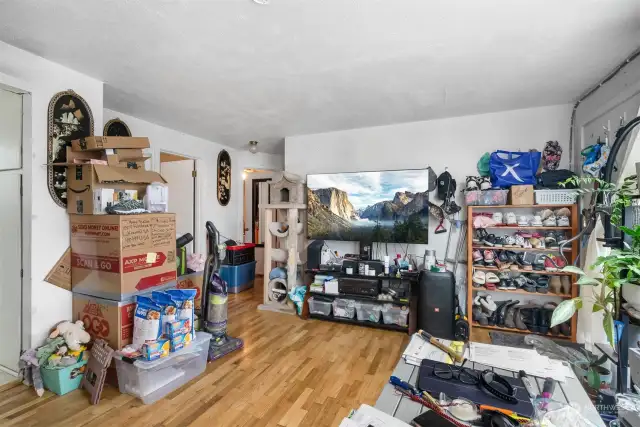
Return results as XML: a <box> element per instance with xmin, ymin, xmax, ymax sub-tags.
<box><xmin>418</xmin><ymin>270</ymin><xmax>455</xmax><ymax>340</ymax></box>
<box><xmin>306</xmin><ymin>240</ymin><xmax>325</xmax><ymax>270</ymax></box>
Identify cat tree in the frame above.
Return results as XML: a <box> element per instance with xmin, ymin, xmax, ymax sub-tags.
<box><xmin>258</xmin><ymin>173</ymin><xmax>307</xmax><ymax>314</ymax></box>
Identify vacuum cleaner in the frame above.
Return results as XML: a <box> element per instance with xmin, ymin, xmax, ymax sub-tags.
<box><xmin>201</xmin><ymin>221</ymin><xmax>244</xmax><ymax>360</ymax></box>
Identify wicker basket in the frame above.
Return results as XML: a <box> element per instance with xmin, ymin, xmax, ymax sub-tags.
<box><xmin>534</xmin><ymin>189</ymin><xmax>578</xmax><ymax>205</ymax></box>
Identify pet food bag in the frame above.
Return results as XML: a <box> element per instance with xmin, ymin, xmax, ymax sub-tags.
<box><xmin>133</xmin><ymin>296</ymin><xmax>163</xmax><ymax>347</ymax></box>
<box><xmin>152</xmin><ymin>291</ymin><xmax>178</xmax><ymax>335</ymax></box>
<box><xmin>166</xmin><ymin>289</ymin><xmax>197</xmax><ymax>338</ymax></box>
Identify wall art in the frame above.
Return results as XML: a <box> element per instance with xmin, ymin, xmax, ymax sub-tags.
<box><xmin>217</xmin><ymin>149</ymin><xmax>231</xmax><ymax>206</ymax></box>
<box><xmin>103</xmin><ymin>118</ymin><xmax>132</xmax><ymax>137</ymax></box>
<box><xmin>47</xmin><ymin>90</ymin><xmax>94</xmax><ymax>207</ymax></box>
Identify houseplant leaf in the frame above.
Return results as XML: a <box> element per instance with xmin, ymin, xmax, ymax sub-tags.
<box><xmin>551</xmin><ymin>298</ymin><xmax>582</xmax><ymax>328</ymax></box>
<box><xmin>576</xmin><ymin>276</ymin><xmax>601</xmax><ymax>286</ymax></box>
<box><xmin>561</xmin><ymin>266</ymin><xmax>586</xmax><ymax>275</ymax></box>
<box><xmin>603</xmin><ymin>312</ymin><xmax>614</xmax><ymax>347</ymax></box>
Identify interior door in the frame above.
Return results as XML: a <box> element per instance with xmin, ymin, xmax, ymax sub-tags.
<box><xmin>0</xmin><ymin>173</ymin><xmax>21</xmax><ymax>372</ymax></box>
<box><xmin>160</xmin><ymin>159</ymin><xmax>195</xmax><ymax>252</ymax></box>
<box><xmin>0</xmin><ymin>89</ymin><xmax>22</xmax><ymax>170</ymax></box>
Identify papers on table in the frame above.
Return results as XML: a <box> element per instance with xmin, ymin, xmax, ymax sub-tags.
<box><xmin>339</xmin><ymin>404</ymin><xmax>411</xmax><ymax>427</ymax></box>
<box><xmin>402</xmin><ymin>333</ymin><xmax>468</xmax><ymax>366</ymax></box>
<box><xmin>469</xmin><ymin>342</ymin><xmax>576</xmax><ymax>382</ymax></box>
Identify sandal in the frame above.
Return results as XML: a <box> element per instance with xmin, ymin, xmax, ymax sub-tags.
<box><xmin>473</xmin><ymin>270</ymin><xmax>487</xmax><ymax>286</ymax></box>
<box><xmin>485</xmin><ymin>272</ymin><xmax>500</xmax><ymax>284</ymax></box>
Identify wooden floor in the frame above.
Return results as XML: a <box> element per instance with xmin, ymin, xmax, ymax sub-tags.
<box><xmin>0</xmin><ymin>280</ymin><xmax>412</xmax><ymax>427</ymax></box>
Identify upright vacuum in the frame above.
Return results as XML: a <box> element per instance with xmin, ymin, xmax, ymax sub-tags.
<box><xmin>201</xmin><ymin>221</ymin><xmax>244</xmax><ymax>360</ymax></box>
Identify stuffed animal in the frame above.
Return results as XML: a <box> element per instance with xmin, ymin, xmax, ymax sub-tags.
<box><xmin>49</xmin><ymin>320</ymin><xmax>91</xmax><ymax>351</ymax></box>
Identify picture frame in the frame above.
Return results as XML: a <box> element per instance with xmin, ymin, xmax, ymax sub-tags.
<box><xmin>103</xmin><ymin>118</ymin><xmax>132</xmax><ymax>137</ymax></box>
<box><xmin>217</xmin><ymin>149</ymin><xmax>231</xmax><ymax>206</ymax></box>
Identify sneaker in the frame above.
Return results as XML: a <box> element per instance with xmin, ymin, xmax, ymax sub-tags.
<box><xmin>496</xmin><ymin>251</ymin><xmax>510</xmax><ymax>269</ymax></box>
<box><xmin>483</xmin><ymin>250</ymin><xmax>496</xmax><ymax>265</ymax></box>
<box><xmin>472</xmin><ymin>249</ymin><xmax>484</xmax><ymax>266</ymax></box>
<box><xmin>105</xmin><ymin>199</ymin><xmax>147</xmax><ymax>214</ymax></box>
<box><xmin>539</xmin><ymin>209</ymin><xmax>554</xmax><ymax>220</ymax></box>
<box><xmin>554</xmin><ymin>207</ymin><xmax>571</xmax><ymax>218</ymax></box>
<box><xmin>497</xmin><ymin>279</ymin><xmax>509</xmax><ymax>290</ymax></box>
<box><xmin>514</xmin><ymin>235</ymin><xmax>525</xmax><ymax>247</ymax></box>
<box><xmin>555</xmin><ymin>231</ymin><xmax>568</xmax><ymax>244</ymax></box>
<box><xmin>529</xmin><ymin>237</ymin><xmax>545</xmax><ymax>249</ymax></box>
<box><xmin>542</xmin><ymin>215</ymin><xmax>557</xmax><ymax>227</ymax></box>
<box><xmin>517</xmin><ymin>216</ymin><xmax>530</xmax><ymax>227</ymax></box>
<box><xmin>466</xmin><ymin>176</ymin><xmax>480</xmax><ymax>191</ymax></box>
<box><xmin>493</xmin><ymin>236</ymin><xmax>504</xmax><ymax>248</ymax></box>
<box><xmin>482</xmin><ymin>234</ymin><xmax>497</xmax><ymax>247</ymax></box>
<box><xmin>531</xmin><ymin>215</ymin><xmax>543</xmax><ymax>227</ymax></box>
<box><xmin>544</xmin><ymin>254</ymin><xmax>566</xmax><ymax>272</ymax></box>
<box><xmin>504</xmin><ymin>236</ymin><xmax>516</xmax><ymax>247</ymax></box>
<box><xmin>473</xmin><ymin>306</ymin><xmax>489</xmax><ymax>325</ymax></box>
<box><xmin>532</xmin><ymin>254</ymin><xmax>546</xmax><ymax>271</ymax></box>
<box><xmin>522</xmin><ymin>239</ymin><xmax>533</xmax><ymax>249</ymax></box>
<box><xmin>474</xmin><ymin>228</ymin><xmax>488</xmax><ymax>243</ymax></box>
<box><xmin>557</xmin><ymin>216</ymin><xmax>570</xmax><ymax>227</ymax></box>
<box><xmin>544</xmin><ymin>231</ymin><xmax>558</xmax><ymax>247</ymax></box>
<box><xmin>492</xmin><ymin>212</ymin><xmax>504</xmax><ymax>224</ymax></box>
<box><xmin>479</xmin><ymin>177</ymin><xmax>492</xmax><ymax>190</ymax></box>
<box><xmin>505</xmin><ymin>212</ymin><xmax>517</xmax><ymax>225</ymax></box>
<box><xmin>473</xmin><ymin>270</ymin><xmax>487</xmax><ymax>286</ymax></box>
<box><xmin>504</xmin><ymin>251</ymin><xmax>518</xmax><ymax>265</ymax></box>
<box><xmin>517</xmin><ymin>253</ymin><xmax>533</xmax><ymax>271</ymax></box>
<box><xmin>514</xmin><ymin>276</ymin><xmax>530</xmax><ymax>290</ymax></box>
<box><xmin>506</xmin><ymin>279</ymin><xmax>517</xmax><ymax>290</ymax></box>
<box><xmin>536</xmin><ymin>276</ymin><xmax>549</xmax><ymax>294</ymax></box>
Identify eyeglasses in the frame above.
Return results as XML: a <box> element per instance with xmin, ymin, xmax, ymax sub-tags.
<box><xmin>433</xmin><ymin>360</ymin><xmax>479</xmax><ymax>385</ymax></box>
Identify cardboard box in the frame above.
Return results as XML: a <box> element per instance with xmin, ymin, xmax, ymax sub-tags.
<box><xmin>176</xmin><ymin>271</ymin><xmax>204</xmax><ymax>311</ymax></box>
<box><xmin>510</xmin><ymin>185</ymin><xmax>534</xmax><ymax>205</ymax></box>
<box><xmin>45</xmin><ymin>248</ymin><xmax>72</xmax><ymax>291</ymax></box>
<box><xmin>73</xmin><ymin>292</ymin><xmax>136</xmax><ymax>350</ymax></box>
<box><xmin>66</xmin><ymin>164</ymin><xmax>165</xmax><ymax>214</ymax></box>
<box><xmin>71</xmin><ymin>136</ymin><xmax>150</xmax><ymax>151</ymax></box>
<box><xmin>70</xmin><ymin>213</ymin><xmax>177</xmax><ymax>300</ymax></box>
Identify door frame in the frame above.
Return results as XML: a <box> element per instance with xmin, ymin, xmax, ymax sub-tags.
<box><xmin>0</xmin><ymin>75</ymin><xmax>33</xmax><ymax>367</ymax></box>
<box><xmin>157</xmin><ymin>150</ymin><xmax>200</xmax><ymax>253</ymax></box>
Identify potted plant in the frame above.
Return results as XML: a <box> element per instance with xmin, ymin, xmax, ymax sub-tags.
<box><xmin>550</xmin><ymin>175</ymin><xmax>639</xmax><ymax>346</ymax></box>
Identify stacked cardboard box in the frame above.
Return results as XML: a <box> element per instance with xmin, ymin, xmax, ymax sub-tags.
<box><xmin>56</xmin><ymin>137</ymin><xmax>177</xmax><ymax>351</ymax></box>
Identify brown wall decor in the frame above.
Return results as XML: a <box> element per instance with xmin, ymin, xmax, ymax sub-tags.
<box><xmin>47</xmin><ymin>90</ymin><xmax>94</xmax><ymax>207</ymax></box>
<box><xmin>217</xmin><ymin>149</ymin><xmax>231</xmax><ymax>206</ymax></box>
<box><xmin>103</xmin><ymin>118</ymin><xmax>132</xmax><ymax>137</ymax></box>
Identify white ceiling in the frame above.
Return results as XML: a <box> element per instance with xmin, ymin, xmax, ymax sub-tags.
<box><xmin>1</xmin><ymin>0</ymin><xmax>639</xmax><ymax>154</ymax></box>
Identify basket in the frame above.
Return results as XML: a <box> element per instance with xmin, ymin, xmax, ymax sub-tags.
<box><xmin>534</xmin><ymin>190</ymin><xmax>577</xmax><ymax>205</ymax></box>
<box><xmin>465</xmin><ymin>189</ymin><xmax>509</xmax><ymax>206</ymax></box>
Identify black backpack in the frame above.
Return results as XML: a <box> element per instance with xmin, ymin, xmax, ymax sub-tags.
<box><xmin>536</xmin><ymin>169</ymin><xmax>577</xmax><ymax>189</ymax></box>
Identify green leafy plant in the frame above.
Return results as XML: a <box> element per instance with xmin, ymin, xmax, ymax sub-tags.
<box><xmin>551</xmin><ymin>175</ymin><xmax>640</xmax><ymax>346</ymax></box>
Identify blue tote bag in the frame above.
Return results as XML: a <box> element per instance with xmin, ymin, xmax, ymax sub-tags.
<box><xmin>489</xmin><ymin>150</ymin><xmax>541</xmax><ymax>188</ymax></box>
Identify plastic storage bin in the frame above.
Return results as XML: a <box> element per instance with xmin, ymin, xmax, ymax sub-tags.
<box><xmin>41</xmin><ymin>357</ymin><xmax>88</xmax><ymax>396</ymax></box>
<box><xmin>332</xmin><ymin>298</ymin><xmax>356</xmax><ymax>319</ymax></box>
<box><xmin>355</xmin><ymin>302</ymin><xmax>382</xmax><ymax>323</ymax></box>
<box><xmin>464</xmin><ymin>189</ymin><xmax>509</xmax><ymax>206</ymax></box>
<box><xmin>308</xmin><ymin>296</ymin><xmax>332</xmax><ymax>316</ymax></box>
<box><xmin>534</xmin><ymin>190</ymin><xmax>578</xmax><ymax>205</ymax></box>
<box><xmin>115</xmin><ymin>332</ymin><xmax>212</xmax><ymax>404</ymax></box>
<box><xmin>222</xmin><ymin>243</ymin><xmax>256</xmax><ymax>265</ymax></box>
<box><xmin>220</xmin><ymin>261</ymin><xmax>256</xmax><ymax>293</ymax></box>
<box><xmin>381</xmin><ymin>304</ymin><xmax>409</xmax><ymax>327</ymax></box>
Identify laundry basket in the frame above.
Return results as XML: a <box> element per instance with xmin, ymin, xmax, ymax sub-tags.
<box><xmin>534</xmin><ymin>190</ymin><xmax>577</xmax><ymax>205</ymax></box>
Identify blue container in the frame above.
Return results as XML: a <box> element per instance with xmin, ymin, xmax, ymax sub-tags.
<box><xmin>41</xmin><ymin>358</ymin><xmax>88</xmax><ymax>395</ymax></box>
<box><xmin>220</xmin><ymin>261</ymin><xmax>256</xmax><ymax>293</ymax></box>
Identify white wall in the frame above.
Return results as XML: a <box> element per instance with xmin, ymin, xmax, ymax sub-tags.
<box><xmin>286</xmin><ymin>104</ymin><xmax>572</xmax><ymax>285</ymax></box>
<box><xmin>0</xmin><ymin>40</ymin><xmax>104</xmax><ymax>348</ymax></box>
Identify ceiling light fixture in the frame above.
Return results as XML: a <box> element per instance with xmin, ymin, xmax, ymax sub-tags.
<box><xmin>248</xmin><ymin>140</ymin><xmax>259</xmax><ymax>154</ymax></box>
<box><xmin>253</xmin><ymin>0</ymin><xmax>269</xmax><ymax>4</ymax></box>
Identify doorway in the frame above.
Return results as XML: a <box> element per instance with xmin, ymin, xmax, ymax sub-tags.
<box><xmin>0</xmin><ymin>86</ymin><xmax>24</xmax><ymax>381</ymax></box>
<box><xmin>243</xmin><ymin>170</ymin><xmax>277</xmax><ymax>276</ymax></box>
<box><xmin>160</xmin><ymin>152</ymin><xmax>196</xmax><ymax>252</ymax></box>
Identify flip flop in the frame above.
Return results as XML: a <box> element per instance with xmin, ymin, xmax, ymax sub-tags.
<box><xmin>485</xmin><ymin>272</ymin><xmax>500</xmax><ymax>284</ymax></box>
<box><xmin>473</xmin><ymin>270</ymin><xmax>486</xmax><ymax>285</ymax></box>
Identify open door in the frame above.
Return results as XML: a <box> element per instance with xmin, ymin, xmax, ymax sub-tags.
<box><xmin>160</xmin><ymin>152</ymin><xmax>195</xmax><ymax>252</ymax></box>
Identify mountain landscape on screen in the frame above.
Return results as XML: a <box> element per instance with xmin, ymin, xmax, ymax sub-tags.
<box><xmin>307</xmin><ymin>170</ymin><xmax>430</xmax><ymax>243</ymax></box>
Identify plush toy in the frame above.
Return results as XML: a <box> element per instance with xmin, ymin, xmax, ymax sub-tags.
<box><xmin>49</xmin><ymin>320</ymin><xmax>91</xmax><ymax>351</ymax></box>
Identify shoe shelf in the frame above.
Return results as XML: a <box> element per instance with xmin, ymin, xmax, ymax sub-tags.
<box><xmin>473</xmin><ymin>266</ymin><xmax>572</xmax><ymax>276</ymax></box>
<box><xmin>472</xmin><ymin>286</ymin><xmax>572</xmax><ymax>299</ymax></box>
<box><xmin>467</xmin><ymin>204</ymin><xmax>579</xmax><ymax>343</ymax></box>
<box><xmin>471</xmin><ymin>322</ymin><xmax>572</xmax><ymax>340</ymax></box>
<box><xmin>472</xmin><ymin>246</ymin><xmax>571</xmax><ymax>252</ymax></box>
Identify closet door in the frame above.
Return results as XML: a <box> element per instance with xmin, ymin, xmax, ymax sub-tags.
<box><xmin>0</xmin><ymin>88</ymin><xmax>22</xmax><ymax>170</ymax></box>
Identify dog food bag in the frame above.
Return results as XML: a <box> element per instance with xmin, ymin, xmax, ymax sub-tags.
<box><xmin>152</xmin><ymin>291</ymin><xmax>178</xmax><ymax>335</ymax></box>
<box><xmin>169</xmin><ymin>332</ymin><xmax>192</xmax><ymax>353</ymax></box>
<box><xmin>133</xmin><ymin>296</ymin><xmax>163</xmax><ymax>347</ymax></box>
<box><xmin>165</xmin><ymin>319</ymin><xmax>191</xmax><ymax>338</ymax></box>
<box><xmin>166</xmin><ymin>289</ymin><xmax>197</xmax><ymax>338</ymax></box>
<box><xmin>142</xmin><ymin>338</ymin><xmax>170</xmax><ymax>361</ymax></box>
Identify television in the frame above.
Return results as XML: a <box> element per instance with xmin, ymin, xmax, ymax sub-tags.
<box><xmin>307</xmin><ymin>169</ymin><xmax>430</xmax><ymax>244</ymax></box>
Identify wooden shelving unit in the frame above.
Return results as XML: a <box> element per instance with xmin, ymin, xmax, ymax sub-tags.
<box><xmin>467</xmin><ymin>204</ymin><xmax>579</xmax><ymax>342</ymax></box>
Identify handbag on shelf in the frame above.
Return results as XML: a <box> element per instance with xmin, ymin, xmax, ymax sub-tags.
<box><xmin>489</xmin><ymin>150</ymin><xmax>541</xmax><ymax>188</ymax></box>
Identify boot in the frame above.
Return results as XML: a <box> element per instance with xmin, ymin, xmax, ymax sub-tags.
<box><xmin>549</xmin><ymin>276</ymin><xmax>562</xmax><ymax>294</ymax></box>
<box><xmin>473</xmin><ymin>306</ymin><xmax>489</xmax><ymax>326</ymax></box>
<box><xmin>560</xmin><ymin>275</ymin><xmax>572</xmax><ymax>295</ymax></box>
<box><xmin>543</xmin><ymin>302</ymin><xmax>559</xmax><ymax>335</ymax></box>
<box><xmin>489</xmin><ymin>300</ymin><xmax>512</xmax><ymax>326</ymax></box>
<box><xmin>503</xmin><ymin>301</ymin><xmax>520</xmax><ymax>328</ymax></box>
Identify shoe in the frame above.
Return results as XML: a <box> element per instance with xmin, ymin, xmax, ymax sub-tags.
<box><xmin>543</xmin><ymin>302</ymin><xmax>559</xmax><ymax>335</ymax></box>
<box><xmin>516</xmin><ymin>253</ymin><xmax>533</xmax><ymax>271</ymax></box>
<box><xmin>550</xmin><ymin>276</ymin><xmax>562</xmax><ymax>294</ymax></box>
<box><xmin>479</xmin><ymin>177</ymin><xmax>492</xmax><ymax>190</ymax></box>
<box><xmin>561</xmin><ymin>275</ymin><xmax>572</xmax><ymax>294</ymax></box>
<box><xmin>522</xmin><ymin>239</ymin><xmax>532</xmax><ymax>249</ymax></box>
<box><xmin>504</xmin><ymin>302</ymin><xmax>520</xmax><ymax>328</ymax></box>
<box><xmin>544</xmin><ymin>231</ymin><xmax>558</xmax><ymax>248</ymax></box>
<box><xmin>555</xmin><ymin>231</ymin><xmax>568</xmax><ymax>245</ymax></box>
<box><xmin>498</xmin><ymin>300</ymin><xmax>518</xmax><ymax>326</ymax></box>
<box><xmin>473</xmin><ymin>306</ymin><xmax>489</xmax><ymax>325</ymax></box>
<box><xmin>539</xmin><ymin>305</ymin><xmax>551</xmax><ymax>335</ymax></box>
<box><xmin>544</xmin><ymin>254</ymin><xmax>566</xmax><ymax>272</ymax></box>
<box><xmin>539</xmin><ymin>209</ymin><xmax>554</xmax><ymax>220</ymax></box>
<box><xmin>517</xmin><ymin>216</ymin><xmax>530</xmax><ymax>227</ymax></box>
<box><xmin>557</xmin><ymin>216</ymin><xmax>570</xmax><ymax>227</ymax></box>
<box><xmin>472</xmin><ymin>249</ymin><xmax>484</xmax><ymax>266</ymax></box>
<box><xmin>523</xmin><ymin>305</ymin><xmax>542</xmax><ymax>333</ymax></box>
<box><xmin>497</xmin><ymin>279</ymin><xmax>509</xmax><ymax>290</ymax></box>
<box><xmin>531</xmin><ymin>215</ymin><xmax>543</xmax><ymax>226</ymax></box>
<box><xmin>466</xmin><ymin>176</ymin><xmax>481</xmax><ymax>191</ymax></box>
<box><xmin>485</xmin><ymin>282</ymin><xmax>497</xmax><ymax>290</ymax></box>
<box><xmin>514</xmin><ymin>305</ymin><xmax>531</xmax><ymax>330</ymax></box>
<box><xmin>473</xmin><ymin>270</ymin><xmax>486</xmax><ymax>286</ymax></box>
<box><xmin>489</xmin><ymin>300</ymin><xmax>512</xmax><ymax>326</ymax></box>
<box><xmin>506</xmin><ymin>278</ymin><xmax>517</xmax><ymax>290</ymax></box>
<box><xmin>543</xmin><ymin>215</ymin><xmax>557</xmax><ymax>227</ymax></box>
<box><xmin>493</xmin><ymin>236</ymin><xmax>504</xmax><ymax>248</ymax></box>
<box><xmin>554</xmin><ymin>207</ymin><xmax>571</xmax><ymax>218</ymax></box>
<box><xmin>530</xmin><ymin>237</ymin><xmax>545</xmax><ymax>249</ymax></box>
<box><xmin>514</xmin><ymin>275</ymin><xmax>529</xmax><ymax>290</ymax></box>
<box><xmin>485</xmin><ymin>272</ymin><xmax>500</xmax><ymax>284</ymax></box>
<box><xmin>505</xmin><ymin>212</ymin><xmax>517</xmax><ymax>225</ymax></box>
<box><xmin>560</xmin><ymin>320</ymin><xmax>571</xmax><ymax>337</ymax></box>
<box><xmin>504</xmin><ymin>236</ymin><xmax>516</xmax><ymax>247</ymax></box>
<box><xmin>532</xmin><ymin>254</ymin><xmax>546</xmax><ymax>271</ymax></box>
<box><xmin>504</xmin><ymin>251</ymin><xmax>518</xmax><ymax>264</ymax></box>
<box><xmin>479</xmin><ymin>295</ymin><xmax>497</xmax><ymax>312</ymax></box>
<box><xmin>473</xmin><ymin>228</ymin><xmax>489</xmax><ymax>243</ymax></box>
<box><xmin>495</xmin><ymin>251</ymin><xmax>510</xmax><ymax>270</ymax></box>
<box><xmin>514</xmin><ymin>235</ymin><xmax>526</xmax><ymax>247</ymax></box>
<box><xmin>492</xmin><ymin>212</ymin><xmax>504</xmax><ymax>224</ymax></box>
<box><xmin>483</xmin><ymin>250</ymin><xmax>496</xmax><ymax>265</ymax></box>
<box><xmin>536</xmin><ymin>276</ymin><xmax>549</xmax><ymax>294</ymax></box>
<box><xmin>482</xmin><ymin>234</ymin><xmax>497</xmax><ymax>247</ymax></box>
